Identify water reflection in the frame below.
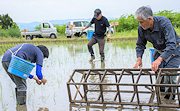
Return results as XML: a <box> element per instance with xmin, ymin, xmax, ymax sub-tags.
<box><xmin>16</xmin><ymin>105</ymin><xmax>27</xmax><ymax>111</ymax></box>
<box><xmin>16</xmin><ymin>105</ymin><xmax>49</xmax><ymax>111</ymax></box>
<box><xmin>101</xmin><ymin>61</ymin><xmax>105</xmax><ymax>69</ymax></box>
<box><xmin>89</xmin><ymin>61</ymin><xmax>105</xmax><ymax>69</ymax></box>
<box><xmin>67</xmin><ymin>44</ymin><xmax>89</xmax><ymax>57</ymax></box>
<box><xmin>37</xmin><ymin>107</ymin><xmax>49</xmax><ymax>111</ymax></box>
<box><xmin>0</xmin><ymin>40</ymin><xmax>179</xmax><ymax>110</ymax></box>
<box><xmin>69</xmin><ymin>103</ymin><xmax>180</xmax><ymax>111</ymax></box>
<box><xmin>89</xmin><ymin>61</ymin><xmax>95</xmax><ymax>69</ymax></box>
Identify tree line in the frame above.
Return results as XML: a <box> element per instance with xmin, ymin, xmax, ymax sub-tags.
<box><xmin>0</xmin><ymin>14</ymin><xmax>21</xmax><ymax>38</ymax></box>
<box><xmin>0</xmin><ymin>10</ymin><xmax>180</xmax><ymax>38</ymax></box>
<box><xmin>109</xmin><ymin>10</ymin><xmax>180</xmax><ymax>32</ymax></box>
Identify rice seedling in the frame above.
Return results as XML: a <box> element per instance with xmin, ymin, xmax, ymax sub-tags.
<box><xmin>0</xmin><ymin>37</ymin><xmax>154</xmax><ymax>110</ymax></box>
<box><xmin>53</xmin><ymin>93</ymin><xmax>57</xmax><ymax>105</ymax></box>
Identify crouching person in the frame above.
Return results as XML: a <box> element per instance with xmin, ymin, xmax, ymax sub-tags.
<box><xmin>133</xmin><ymin>6</ymin><xmax>180</xmax><ymax>100</ymax></box>
<box><xmin>2</xmin><ymin>43</ymin><xmax>49</xmax><ymax>105</ymax></box>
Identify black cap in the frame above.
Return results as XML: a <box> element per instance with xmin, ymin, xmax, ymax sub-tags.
<box><xmin>93</xmin><ymin>9</ymin><xmax>101</xmax><ymax>18</ymax></box>
<box><xmin>37</xmin><ymin>45</ymin><xmax>49</xmax><ymax>58</ymax></box>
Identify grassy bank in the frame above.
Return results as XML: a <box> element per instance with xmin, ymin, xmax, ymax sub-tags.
<box><xmin>0</xmin><ymin>28</ymin><xmax>180</xmax><ymax>43</ymax></box>
<box><xmin>111</xmin><ymin>27</ymin><xmax>180</xmax><ymax>37</ymax></box>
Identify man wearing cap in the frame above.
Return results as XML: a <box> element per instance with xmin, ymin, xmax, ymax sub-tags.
<box><xmin>82</xmin><ymin>8</ymin><xmax>111</xmax><ymax>62</ymax></box>
<box><xmin>2</xmin><ymin>43</ymin><xmax>49</xmax><ymax>105</ymax></box>
<box><xmin>133</xmin><ymin>6</ymin><xmax>180</xmax><ymax>100</ymax></box>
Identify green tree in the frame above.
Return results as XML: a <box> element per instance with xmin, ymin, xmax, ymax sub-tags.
<box><xmin>0</xmin><ymin>14</ymin><xmax>13</xmax><ymax>29</ymax></box>
<box><xmin>154</xmin><ymin>10</ymin><xmax>180</xmax><ymax>28</ymax></box>
<box><xmin>54</xmin><ymin>24</ymin><xmax>66</xmax><ymax>36</ymax></box>
<box><xmin>11</xmin><ymin>22</ymin><xmax>19</xmax><ymax>29</ymax></box>
<box><xmin>34</xmin><ymin>24</ymin><xmax>50</xmax><ymax>30</ymax></box>
<box><xmin>35</xmin><ymin>24</ymin><xmax>41</xmax><ymax>30</ymax></box>
<box><xmin>109</xmin><ymin>14</ymin><xmax>138</xmax><ymax>32</ymax></box>
<box><xmin>109</xmin><ymin>10</ymin><xmax>180</xmax><ymax>32</ymax></box>
<box><xmin>174</xmin><ymin>12</ymin><xmax>180</xmax><ymax>28</ymax></box>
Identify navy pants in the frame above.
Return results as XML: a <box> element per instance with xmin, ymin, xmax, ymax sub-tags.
<box><xmin>153</xmin><ymin>47</ymin><xmax>180</xmax><ymax>92</ymax></box>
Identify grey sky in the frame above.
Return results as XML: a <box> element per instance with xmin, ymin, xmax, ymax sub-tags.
<box><xmin>0</xmin><ymin>0</ymin><xmax>180</xmax><ymax>23</ymax></box>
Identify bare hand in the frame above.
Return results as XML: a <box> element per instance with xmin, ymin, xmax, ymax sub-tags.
<box><xmin>133</xmin><ymin>61</ymin><xmax>142</xmax><ymax>68</ymax></box>
<box><xmin>81</xmin><ymin>27</ymin><xmax>86</xmax><ymax>31</ymax></box>
<box><xmin>107</xmin><ymin>37</ymin><xmax>110</xmax><ymax>42</ymax></box>
<box><xmin>41</xmin><ymin>78</ymin><xmax>47</xmax><ymax>85</ymax></box>
<box><xmin>151</xmin><ymin>60</ymin><xmax>161</xmax><ymax>71</ymax></box>
<box><xmin>133</xmin><ymin>57</ymin><xmax>142</xmax><ymax>68</ymax></box>
<box><xmin>151</xmin><ymin>57</ymin><xmax>163</xmax><ymax>71</ymax></box>
<box><xmin>107</xmin><ymin>33</ymin><xmax>111</xmax><ymax>42</ymax></box>
<box><xmin>33</xmin><ymin>77</ymin><xmax>41</xmax><ymax>85</ymax></box>
<box><xmin>36</xmin><ymin>79</ymin><xmax>41</xmax><ymax>85</ymax></box>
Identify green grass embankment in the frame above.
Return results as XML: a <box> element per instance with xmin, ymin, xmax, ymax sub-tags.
<box><xmin>0</xmin><ymin>28</ymin><xmax>180</xmax><ymax>45</ymax></box>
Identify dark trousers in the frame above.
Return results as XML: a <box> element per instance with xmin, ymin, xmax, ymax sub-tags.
<box><xmin>2</xmin><ymin>61</ymin><xmax>27</xmax><ymax>91</ymax></box>
<box><xmin>153</xmin><ymin>49</ymin><xmax>180</xmax><ymax>92</ymax></box>
<box><xmin>87</xmin><ymin>36</ymin><xmax>105</xmax><ymax>58</ymax></box>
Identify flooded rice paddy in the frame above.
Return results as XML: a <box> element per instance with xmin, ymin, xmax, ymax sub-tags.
<box><xmin>0</xmin><ymin>40</ymin><xmax>179</xmax><ymax>111</ymax></box>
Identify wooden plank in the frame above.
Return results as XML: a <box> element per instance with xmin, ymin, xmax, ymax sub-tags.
<box><xmin>99</xmin><ymin>70</ymin><xmax>107</xmax><ymax>103</ymax></box>
<box><xmin>130</xmin><ymin>69</ymin><xmax>142</xmax><ymax>103</ymax></box>
<box><xmin>67</xmin><ymin>70</ymin><xmax>76</xmax><ymax>82</ymax></box>
<box><xmin>110</xmin><ymin>22</ymin><xmax>119</xmax><ymax>25</ymax></box>
<box><xmin>70</xmin><ymin>100</ymin><xmax>180</xmax><ymax>108</ymax></box>
<box><xmin>71</xmin><ymin>79</ymin><xmax>83</xmax><ymax>99</ymax></box>
<box><xmin>22</xmin><ymin>29</ymin><xmax>28</xmax><ymax>40</ymax></box>
<box><xmin>69</xmin><ymin>25</ymin><xmax>75</xmax><ymax>28</ymax></box>
<box><xmin>73</xmin><ymin>72</ymin><xmax>86</xmax><ymax>100</ymax></box>
<box><xmin>155</xmin><ymin>69</ymin><xmax>162</xmax><ymax>106</ymax></box>
<box><xmin>114</xmin><ymin>73</ymin><xmax>121</xmax><ymax>102</ymax></box>
<box><xmin>68</xmin><ymin>82</ymin><xmax>180</xmax><ymax>87</ymax></box>
<box><xmin>67</xmin><ymin>84</ymin><xmax>72</xmax><ymax>102</ymax></box>
<box><xmin>177</xmin><ymin>75</ymin><xmax>180</xmax><ymax>105</ymax></box>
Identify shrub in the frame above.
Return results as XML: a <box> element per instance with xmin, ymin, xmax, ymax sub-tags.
<box><xmin>8</xmin><ymin>28</ymin><xmax>21</xmax><ymax>38</ymax></box>
<box><xmin>0</xmin><ymin>29</ymin><xmax>8</xmax><ymax>38</ymax></box>
<box><xmin>54</xmin><ymin>24</ymin><xmax>66</xmax><ymax>36</ymax></box>
<box><xmin>109</xmin><ymin>10</ymin><xmax>180</xmax><ymax>32</ymax></box>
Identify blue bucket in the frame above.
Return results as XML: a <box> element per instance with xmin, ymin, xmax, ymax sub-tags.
<box><xmin>87</xmin><ymin>31</ymin><xmax>94</xmax><ymax>39</ymax></box>
<box><xmin>150</xmin><ymin>48</ymin><xmax>155</xmax><ymax>64</ymax></box>
<box><xmin>8</xmin><ymin>55</ymin><xmax>35</xmax><ymax>79</ymax></box>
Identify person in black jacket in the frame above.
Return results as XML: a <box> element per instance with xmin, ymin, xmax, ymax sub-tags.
<box><xmin>82</xmin><ymin>8</ymin><xmax>111</xmax><ymax>62</ymax></box>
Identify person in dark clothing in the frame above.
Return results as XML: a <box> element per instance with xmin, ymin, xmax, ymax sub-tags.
<box><xmin>82</xmin><ymin>8</ymin><xmax>111</xmax><ymax>62</ymax></box>
<box><xmin>133</xmin><ymin>6</ymin><xmax>180</xmax><ymax>100</ymax></box>
<box><xmin>2</xmin><ymin>43</ymin><xmax>49</xmax><ymax>105</ymax></box>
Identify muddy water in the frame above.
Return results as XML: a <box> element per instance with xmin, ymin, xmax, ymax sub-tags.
<box><xmin>0</xmin><ymin>40</ymin><xmax>179</xmax><ymax>111</ymax></box>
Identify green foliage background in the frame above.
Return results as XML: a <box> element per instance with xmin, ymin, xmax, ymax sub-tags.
<box><xmin>0</xmin><ymin>10</ymin><xmax>180</xmax><ymax>38</ymax></box>
<box><xmin>0</xmin><ymin>14</ymin><xmax>21</xmax><ymax>38</ymax></box>
<box><xmin>48</xmin><ymin>10</ymin><xmax>180</xmax><ymax>36</ymax></box>
<box><xmin>109</xmin><ymin>10</ymin><xmax>180</xmax><ymax>32</ymax></box>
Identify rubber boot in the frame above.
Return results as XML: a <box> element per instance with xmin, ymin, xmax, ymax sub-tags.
<box><xmin>16</xmin><ymin>105</ymin><xmax>27</xmax><ymax>111</ymax></box>
<box><xmin>89</xmin><ymin>56</ymin><xmax>95</xmax><ymax>62</ymax></box>
<box><xmin>101</xmin><ymin>57</ymin><xmax>105</xmax><ymax>62</ymax></box>
<box><xmin>17</xmin><ymin>91</ymin><xmax>26</xmax><ymax>105</ymax></box>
